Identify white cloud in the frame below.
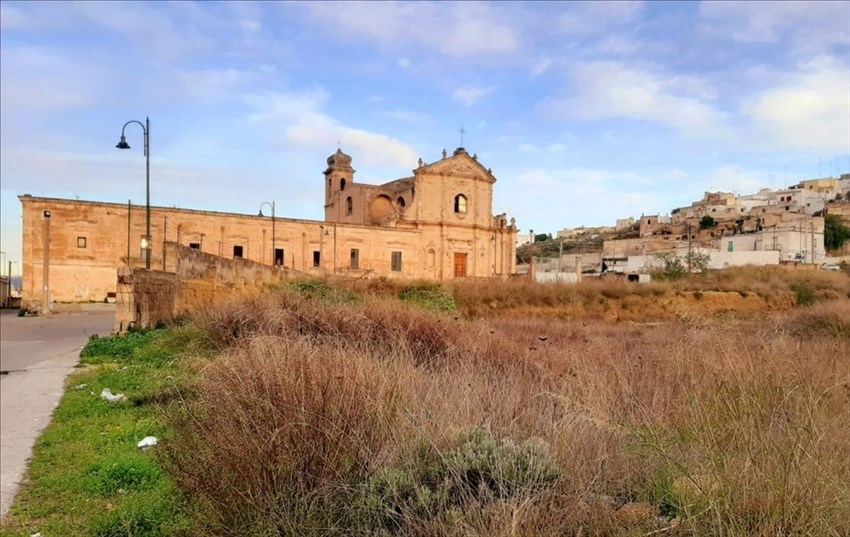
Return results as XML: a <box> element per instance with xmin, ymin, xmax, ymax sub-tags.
<box><xmin>518</xmin><ymin>143</ymin><xmax>565</xmax><ymax>154</ymax></box>
<box><xmin>503</xmin><ymin>162</ymin><xmax>780</xmax><ymax>233</ymax></box>
<box><xmin>530</xmin><ymin>57</ymin><xmax>553</xmax><ymax>78</ymax></box>
<box><xmin>297</xmin><ymin>1</ymin><xmax>519</xmax><ymax>57</ymax></box>
<box><xmin>744</xmin><ymin>56</ymin><xmax>850</xmax><ymax>152</ymax></box>
<box><xmin>452</xmin><ymin>85</ymin><xmax>494</xmax><ymax>107</ymax></box>
<box><xmin>558</xmin><ymin>1</ymin><xmax>645</xmax><ymax>36</ymax></box>
<box><xmin>700</xmin><ymin>1</ymin><xmax>850</xmax><ymax>52</ymax></box>
<box><xmin>385</xmin><ymin>109</ymin><xmax>430</xmax><ymax>123</ymax></box>
<box><xmin>542</xmin><ymin>61</ymin><xmax>727</xmax><ymax>136</ymax></box>
<box><xmin>0</xmin><ymin>4</ymin><xmax>29</xmax><ymax>29</ymax></box>
<box><xmin>176</xmin><ymin>67</ymin><xmax>269</xmax><ymax>102</ymax></box>
<box><xmin>505</xmin><ymin>166</ymin><xmax>664</xmax><ymax>229</ymax></box>
<box><xmin>0</xmin><ymin>46</ymin><xmax>106</xmax><ymax>113</ymax></box>
<box><xmin>245</xmin><ymin>90</ymin><xmax>418</xmax><ymax>169</ymax></box>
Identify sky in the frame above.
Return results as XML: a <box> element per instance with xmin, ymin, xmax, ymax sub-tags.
<box><xmin>1</xmin><ymin>1</ymin><xmax>849</xmax><ymax>272</ymax></box>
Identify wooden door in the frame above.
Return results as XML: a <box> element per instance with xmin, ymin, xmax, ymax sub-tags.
<box><xmin>454</xmin><ymin>253</ymin><xmax>467</xmax><ymax>277</ymax></box>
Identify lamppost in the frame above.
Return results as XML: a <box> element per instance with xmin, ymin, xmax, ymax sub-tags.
<box><xmin>0</xmin><ymin>251</ymin><xmax>5</xmax><ymax>308</ymax></box>
<box><xmin>116</xmin><ymin>117</ymin><xmax>151</xmax><ymax>269</ymax></box>
<box><xmin>258</xmin><ymin>201</ymin><xmax>275</xmax><ymax>267</ymax></box>
<box><xmin>43</xmin><ymin>210</ymin><xmax>51</xmax><ymax>313</ymax></box>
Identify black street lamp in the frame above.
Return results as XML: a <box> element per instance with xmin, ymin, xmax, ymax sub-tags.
<box><xmin>258</xmin><ymin>201</ymin><xmax>276</xmax><ymax>267</ymax></box>
<box><xmin>116</xmin><ymin>117</ymin><xmax>151</xmax><ymax>269</ymax></box>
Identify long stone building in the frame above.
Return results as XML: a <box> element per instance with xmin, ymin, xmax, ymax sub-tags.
<box><xmin>19</xmin><ymin>147</ymin><xmax>518</xmax><ymax>309</ymax></box>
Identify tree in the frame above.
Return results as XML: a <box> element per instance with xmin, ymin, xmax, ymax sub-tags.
<box><xmin>699</xmin><ymin>215</ymin><xmax>717</xmax><ymax>229</ymax></box>
<box><xmin>651</xmin><ymin>251</ymin><xmax>711</xmax><ymax>280</ymax></box>
<box><xmin>824</xmin><ymin>214</ymin><xmax>850</xmax><ymax>251</ymax></box>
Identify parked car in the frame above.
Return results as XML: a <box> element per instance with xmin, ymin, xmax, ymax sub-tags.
<box><xmin>821</xmin><ymin>263</ymin><xmax>841</xmax><ymax>271</ymax></box>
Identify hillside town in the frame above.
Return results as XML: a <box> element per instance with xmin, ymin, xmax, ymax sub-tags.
<box><xmin>520</xmin><ymin>173</ymin><xmax>850</xmax><ymax>281</ymax></box>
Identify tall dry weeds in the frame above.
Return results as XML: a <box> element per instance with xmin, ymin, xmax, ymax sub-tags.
<box><xmin>161</xmin><ymin>288</ymin><xmax>850</xmax><ymax>536</ymax></box>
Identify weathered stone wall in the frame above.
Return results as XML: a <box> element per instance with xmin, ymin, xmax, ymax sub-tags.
<box><xmin>114</xmin><ymin>242</ymin><xmax>290</xmax><ymax>332</ymax></box>
<box><xmin>19</xmin><ymin>149</ymin><xmax>518</xmax><ymax>309</ymax></box>
<box><xmin>114</xmin><ymin>267</ymin><xmax>178</xmax><ymax>333</ymax></box>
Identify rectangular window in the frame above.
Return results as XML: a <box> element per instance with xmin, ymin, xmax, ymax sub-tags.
<box><xmin>233</xmin><ymin>245</ymin><xmax>244</xmax><ymax>258</ymax></box>
<box><xmin>391</xmin><ymin>251</ymin><xmax>402</xmax><ymax>272</ymax></box>
<box><xmin>313</xmin><ymin>251</ymin><xmax>321</xmax><ymax>267</ymax></box>
<box><xmin>77</xmin><ymin>236</ymin><xmax>87</xmax><ymax>248</ymax></box>
<box><xmin>275</xmin><ymin>248</ymin><xmax>285</xmax><ymax>267</ymax></box>
<box><xmin>350</xmin><ymin>248</ymin><xmax>359</xmax><ymax>269</ymax></box>
<box><xmin>189</xmin><ymin>242</ymin><xmax>200</xmax><ymax>250</ymax></box>
<box><xmin>728</xmin><ymin>241</ymin><xmax>734</xmax><ymax>252</ymax></box>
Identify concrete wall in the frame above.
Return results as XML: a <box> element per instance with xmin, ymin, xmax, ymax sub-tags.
<box><xmin>625</xmin><ymin>250</ymin><xmax>781</xmax><ymax>273</ymax></box>
<box><xmin>0</xmin><ymin>277</ymin><xmax>9</xmax><ymax>308</ymax></box>
<box><xmin>535</xmin><ymin>272</ymin><xmax>580</xmax><ymax>284</ymax></box>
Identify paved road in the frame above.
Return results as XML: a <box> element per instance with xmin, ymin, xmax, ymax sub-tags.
<box><xmin>0</xmin><ymin>307</ymin><xmax>115</xmax><ymax>519</ymax></box>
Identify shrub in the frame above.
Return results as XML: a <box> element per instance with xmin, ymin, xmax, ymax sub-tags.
<box><xmin>81</xmin><ymin>331</ymin><xmax>159</xmax><ymax>359</ymax></box>
<box><xmin>357</xmin><ymin>430</ymin><xmax>560</xmax><ymax>531</ymax></box>
<box><xmin>398</xmin><ymin>283</ymin><xmax>457</xmax><ymax>312</ymax></box>
<box><xmin>288</xmin><ymin>279</ymin><xmax>357</xmax><ymax>302</ymax></box>
<box><xmin>791</xmin><ymin>280</ymin><xmax>816</xmax><ymax>306</ymax></box>
<box><xmin>159</xmin><ymin>339</ymin><xmax>400</xmax><ymax>534</ymax></box>
<box><xmin>825</xmin><ymin>214</ymin><xmax>850</xmax><ymax>251</ymax></box>
<box><xmin>786</xmin><ymin>300</ymin><xmax>850</xmax><ymax>338</ymax></box>
<box><xmin>162</xmin><ymin>291</ymin><xmax>850</xmax><ymax>535</ymax></box>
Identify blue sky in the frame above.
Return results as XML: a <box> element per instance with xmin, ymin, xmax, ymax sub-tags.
<box><xmin>1</xmin><ymin>1</ymin><xmax>849</xmax><ymax>272</ymax></box>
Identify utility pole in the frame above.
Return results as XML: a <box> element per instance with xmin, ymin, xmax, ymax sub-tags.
<box><xmin>558</xmin><ymin>238</ymin><xmax>563</xmax><ymax>274</ymax></box>
<box><xmin>810</xmin><ymin>221</ymin><xmax>815</xmax><ymax>264</ymax></box>
<box><xmin>687</xmin><ymin>223</ymin><xmax>692</xmax><ymax>273</ymax></box>
<box><xmin>163</xmin><ymin>215</ymin><xmax>167</xmax><ymax>271</ymax></box>
<box><xmin>126</xmin><ymin>200</ymin><xmax>131</xmax><ymax>267</ymax></box>
<box><xmin>43</xmin><ymin>210</ymin><xmax>51</xmax><ymax>313</ymax></box>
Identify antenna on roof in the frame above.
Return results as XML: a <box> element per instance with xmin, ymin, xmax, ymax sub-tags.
<box><xmin>458</xmin><ymin>126</ymin><xmax>466</xmax><ymax>147</ymax></box>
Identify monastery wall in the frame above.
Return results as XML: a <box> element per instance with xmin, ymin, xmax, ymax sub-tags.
<box><xmin>21</xmin><ymin>194</ymin><xmax>513</xmax><ymax>309</ymax></box>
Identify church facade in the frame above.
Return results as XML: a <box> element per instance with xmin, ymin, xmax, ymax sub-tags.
<box><xmin>19</xmin><ymin>147</ymin><xmax>518</xmax><ymax>308</ymax></box>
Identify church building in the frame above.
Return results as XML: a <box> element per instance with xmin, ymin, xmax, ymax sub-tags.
<box><xmin>19</xmin><ymin>147</ymin><xmax>518</xmax><ymax>309</ymax></box>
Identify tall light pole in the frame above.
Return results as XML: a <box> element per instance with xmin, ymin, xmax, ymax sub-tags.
<box><xmin>116</xmin><ymin>117</ymin><xmax>151</xmax><ymax>269</ymax></box>
<box><xmin>258</xmin><ymin>201</ymin><xmax>276</xmax><ymax>267</ymax></box>
<box><xmin>0</xmin><ymin>251</ymin><xmax>5</xmax><ymax>309</ymax></box>
<box><xmin>43</xmin><ymin>210</ymin><xmax>51</xmax><ymax>313</ymax></box>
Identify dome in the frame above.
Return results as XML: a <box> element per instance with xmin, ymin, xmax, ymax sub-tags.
<box><xmin>326</xmin><ymin>148</ymin><xmax>353</xmax><ymax>170</ymax></box>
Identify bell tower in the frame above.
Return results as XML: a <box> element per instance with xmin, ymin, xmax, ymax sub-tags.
<box><xmin>324</xmin><ymin>148</ymin><xmax>355</xmax><ymax>221</ymax></box>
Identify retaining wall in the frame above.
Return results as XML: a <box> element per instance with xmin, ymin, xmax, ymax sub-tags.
<box><xmin>114</xmin><ymin>242</ymin><xmax>290</xmax><ymax>332</ymax></box>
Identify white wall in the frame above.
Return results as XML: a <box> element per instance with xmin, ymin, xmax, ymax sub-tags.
<box><xmin>535</xmin><ymin>272</ymin><xmax>580</xmax><ymax>284</ymax></box>
<box><xmin>625</xmin><ymin>250</ymin><xmax>780</xmax><ymax>272</ymax></box>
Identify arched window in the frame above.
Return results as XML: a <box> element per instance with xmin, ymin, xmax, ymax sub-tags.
<box><xmin>346</xmin><ymin>196</ymin><xmax>353</xmax><ymax>215</ymax></box>
<box><xmin>397</xmin><ymin>196</ymin><xmax>406</xmax><ymax>208</ymax></box>
<box><xmin>340</xmin><ymin>178</ymin><xmax>346</xmax><ymax>191</ymax></box>
<box><xmin>454</xmin><ymin>194</ymin><xmax>467</xmax><ymax>214</ymax></box>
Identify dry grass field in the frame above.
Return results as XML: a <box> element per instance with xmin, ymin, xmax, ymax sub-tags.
<box><xmin>156</xmin><ymin>268</ymin><xmax>850</xmax><ymax>536</ymax></box>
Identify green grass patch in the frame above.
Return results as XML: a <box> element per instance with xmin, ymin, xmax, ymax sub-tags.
<box><xmin>288</xmin><ymin>279</ymin><xmax>359</xmax><ymax>303</ymax></box>
<box><xmin>0</xmin><ymin>327</ymin><xmax>208</xmax><ymax>537</ymax></box>
<box><xmin>398</xmin><ymin>283</ymin><xmax>457</xmax><ymax>312</ymax></box>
